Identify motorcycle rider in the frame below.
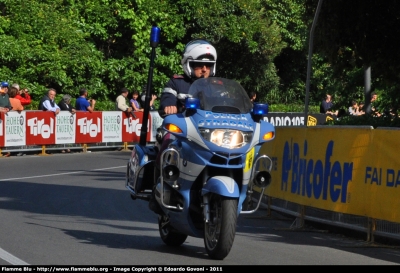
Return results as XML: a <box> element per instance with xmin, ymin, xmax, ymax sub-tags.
<box><xmin>159</xmin><ymin>39</ymin><xmax>217</xmax><ymax>116</ymax></box>
<box><xmin>148</xmin><ymin>39</ymin><xmax>218</xmax><ymax>213</ymax></box>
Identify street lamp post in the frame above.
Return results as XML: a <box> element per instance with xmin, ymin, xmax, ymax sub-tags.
<box><xmin>304</xmin><ymin>0</ymin><xmax>324</xmax><ymax>126</ymax></box>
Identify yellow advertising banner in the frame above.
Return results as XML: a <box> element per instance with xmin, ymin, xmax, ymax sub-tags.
<box><xmin>260</xmin><ymin>126</ymin><xmax>400</xmax><ymax>223</ymax></box>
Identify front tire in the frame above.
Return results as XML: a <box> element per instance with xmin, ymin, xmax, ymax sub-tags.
<box><xmin>204</xmin><ymin>194</ymin><xmax>238</xmax><ymax>260</ymax></box>
<box><xmin>158</xmin><ymin>215</ymin><xmax>188</xmax><ymax>246</ymax></box>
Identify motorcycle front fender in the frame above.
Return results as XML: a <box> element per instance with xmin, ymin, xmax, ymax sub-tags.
<box><xmin>201</xmin><ymin>176</ymin><xmax>240</xmax><ymax>198</ymax></box>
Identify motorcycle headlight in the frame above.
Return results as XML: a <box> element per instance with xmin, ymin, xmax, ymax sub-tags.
<box><xmin>199</xmin><ymin>128</ymin><xmax>252</xmax><ymax>149</ymax></box>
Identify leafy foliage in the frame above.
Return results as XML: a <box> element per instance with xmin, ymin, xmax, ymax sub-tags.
<box><xmin>0</xmin><ymin>0</ymin><xmax>286</xmax><ymax>110</ymax></box>
<box><xmin>2</xmin><ymin>0</ymin><xmax>400</xmax><ymax>115</ymax></box>
<box><xmin>270</xmin><ymin>103</ymin><xmax>319</xmax><ymax>113</ymax></box>
<box><xmin>326</xmin><ymin>114</ymin><xmax>400</xmax><ymax>129</ymax></box>
<box><xmin>305</xmin><ymin>0</ymin><xmax>400</xmax><ymax>116</ymax></box>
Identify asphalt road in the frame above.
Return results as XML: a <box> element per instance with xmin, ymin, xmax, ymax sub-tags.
<box><xmin>0</xmin><ymin>151</ymin><xmax>399</xmax><ymax>265</ymax></box>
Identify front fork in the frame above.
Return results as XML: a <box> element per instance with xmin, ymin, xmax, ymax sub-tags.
<box><xmin>203</xmin><ymin>194</ymin><xmax>210</xmax><ymax>223</ymax></box>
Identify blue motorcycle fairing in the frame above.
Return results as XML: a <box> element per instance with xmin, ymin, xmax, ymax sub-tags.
<box><xmin>164</xmin><ymin>110</ymin><xmax>261</xmax><ymax>155</ymax></box>
<box><xmin>131</xmin><ymin>144</ymin><xmax>150</xmax><ymax>165</ymax></box>
<box><xmin>201</xmin><ymin>176</ymin><xmax>240</xmax><ymax>197</ymax></box>
<box><xmin>127</xmin><ymin>144</ymin><xmax>157</xmax><ymax>194</ymax></box>
<box><xmin>163</xmin><ymin>113</ymin><xmax>187</xmax><ymax>136</ymax></box>
<box><xmin>178</xmin><ymin>140</ymin><xmax>245</xmax><ymax>169</ymax></box>
<box><xmin>156</xmin><ymin>177</ymin><xmax>204</xmax><ymax>238</ymax></box>
<box><xmin>163</xmin><ymin>110</ymin><xmax>275</xmax><ymax>156</ymax></box>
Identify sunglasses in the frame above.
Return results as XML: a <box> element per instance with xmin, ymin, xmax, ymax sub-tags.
<box><xmin>192</xmin><ymin>62</ymin><xmax>213</xmax><ymax>68</ymax></box>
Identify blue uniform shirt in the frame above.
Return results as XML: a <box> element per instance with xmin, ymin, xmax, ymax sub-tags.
<box><xmin>159</xmin><ymin>74</ymin><xmax>194</xmax><ymax>114</ymax></box>
<box><xmin>75</xmin><ymin>97</ymin><xmax>90</xmax><ymax>111</ymax></box>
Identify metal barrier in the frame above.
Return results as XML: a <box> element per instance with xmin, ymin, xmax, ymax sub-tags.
<box><xmin>3</xmin><ymin>111</ymin><xmax>399</xmax><ymax>247</ymax></box>
<box><xmin>262</xmin><ymin>196</ymin><xmax>400</xmax><ymax>245</ymax></box>
<box><xmin>0</xmin><ymin>142</ymin><xmax>133</xmax><ymax>156</ymax></box>
<box><xmin>259</xmin><ymin>125</ymin><xmax>400</xmax><ymax>246</ymax></box>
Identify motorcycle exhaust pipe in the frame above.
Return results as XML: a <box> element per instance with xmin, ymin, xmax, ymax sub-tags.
<box><xmin>253</xmin><ymin>171</ymin><xmax>271</xmax><ymax>188</ymax></box>
<box><xmin>163</xmin><ymin>165</ymin><xmax>180</xmax><ymax>182</ymax></box>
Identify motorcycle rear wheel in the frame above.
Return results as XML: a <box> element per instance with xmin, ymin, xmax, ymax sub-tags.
<box><xmin>204</xmin><ymin>194</ymin><xmax>238</xmax><ymax>260</ymax></box>
<box><xmin>158</xmin><ymin>215</ymin><xmax>188</xmax><ymax>246</ymax></box>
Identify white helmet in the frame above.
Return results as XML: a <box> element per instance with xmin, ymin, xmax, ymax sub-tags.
<box><xmin>181</xmin><ymin>40</ymin><xmax>217</xmax><ymax>78</ymax></box>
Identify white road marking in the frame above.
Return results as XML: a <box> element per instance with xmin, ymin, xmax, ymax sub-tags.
<box><xmin>0</xmin><ymin>166</ymin><xmax>125</xmax><ymax>181</ymax></box>
<box><xmin>0</xmin><ymin>165</ymin><xmax>126</xmax><ymax>264</ymax></box>
<box><xmin>0</xmin><ymin>247</ymin><xmax>29</xmax><ymax>265</ymax></box>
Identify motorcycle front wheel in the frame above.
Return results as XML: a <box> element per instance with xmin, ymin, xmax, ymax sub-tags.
<box><xmin>204</xmin><ymin>194</ymin><xmax>238</xmax><ymax>260</ymax></box>
<box><xmin>158</xmin><ymin>215</ymin><xmax>188</xmax><ymax>246</ymax></box>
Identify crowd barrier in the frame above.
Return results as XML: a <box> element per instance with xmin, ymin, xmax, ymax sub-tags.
<box><xmin>2</xmin><ymin>110</ymin><xmax>397</xmax><ymax>243</ymax></box>
<box><xmin>0</xmin><ymin>110</ymin><xmax>163</xmax><ymax>154</ymax></box>
<box><xmin>260</xmin><ymin>126</ymin><xmax>400</xmax><ymax>243</ymax></box>
<box><xmin>0</xmin><ymin>111</ymin><xmax>328</xmax><ymax>152</ymax></box>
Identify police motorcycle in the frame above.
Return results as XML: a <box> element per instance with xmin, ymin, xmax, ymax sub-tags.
<box><xmin>126</xmin><ymin>73</ymin><xmax>275</xmax><ymax>259</ymax></box>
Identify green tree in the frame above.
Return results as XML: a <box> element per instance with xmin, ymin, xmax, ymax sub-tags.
<box><xmin>175</xmin><ymin>0</ymin><xmax>286</xmax><ymax>102</ymax></box>
<box><xmin>1</xmin><ymin>0</ymin><xmax>286</xmax><ymax>110</ymax></box>
<box><xmin>260</xmin><ymin>0</ymin><xmax>309</xmax><ymax>106</ymax></box>
<box><xmin>305</xmin><ymin>0</ymin><xmax>400</xmax><ymax>115</ymax></box>
<box><xmin>0</xmin><ymin>0</ymin><xmax>105</xmax><ymax>104</ymax></box>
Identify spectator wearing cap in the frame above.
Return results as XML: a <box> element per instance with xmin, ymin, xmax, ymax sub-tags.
<box><xmin>75</xmin><ymin>88</ymin><xmax>96</xmax><ymax>112</ymax></box>
<box><xmin>13</xmin><ymin>83</ymin><xmax>32</xmax><ymax>107</ymax></box>
<box><xmin>8</xmin><ymin>87</ymin><xmax>24</xmax><ymax>111</ymax></box>
<box><xmin>115</xmin><ymin>87</ymin><xmax>132</xmax><ymax>112</ymax></box>
<box><xmin>38</xmin><ymin>88</ymin><xmax>61</xmax><ymax>115</ymax></box>
<box><xmin>58</xmin><ymin>94</ymin><xmax>76</xmax><ymax>114</ymax></box>
<box><xmin>0</xmin><ymin>81</ymin><xmax>12</xmax><ymax>113</ymax></box>
<box><xmin>1</xmin><ymin>81</ymin><xmax>9</xmax><ymax>93</ymax></box>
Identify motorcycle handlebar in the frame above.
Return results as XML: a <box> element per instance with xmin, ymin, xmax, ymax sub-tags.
<box><xmin>158</xmin><ymin>109</ymin><xmax>166</xmax><ymax>117</ymax></box>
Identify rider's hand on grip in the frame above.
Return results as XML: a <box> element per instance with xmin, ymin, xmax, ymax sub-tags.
<box><xmin>164</xmin><ymin>106</ymin><xmax>178</xmax><ymax>115</ymax></box>
<box><xmin>159</xmin><ymin>106</ymin><xmax>177</xmax><ymax>118</ymax></box>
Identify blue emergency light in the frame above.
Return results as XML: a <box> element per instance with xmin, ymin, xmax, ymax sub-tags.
<box><xmin>252</xmin><ymin>103</ymin><xmax>269</xmax><ymax>115</ymax></box>
<box><xmin>185</xmin><ymin>98</ymin><xmax>200</xmax><ymax>109</ymax></box>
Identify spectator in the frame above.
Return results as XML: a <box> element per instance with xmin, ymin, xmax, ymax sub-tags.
<box><xmin>1</xmin><ymin>81</ymin><xmax>9</xmax><ymax>93</ymax></box>
<box><xmin>8</xmin><ymin>87</ymin><xmax>24</xmax><ymax>111</ymax></box>
<box><xmin>58</xmin><ymin>94</ymin><xmax>76</xmax><ymax>114</ymax></box>
<box><xmin>371</xmin><ymin>92</ymin><xmax>381</xmax><ymax>116</ymax></box>
<box><xmin>58</xmin><ymin>94</ymin><xmax>75</xmax><ymax>153</ymax></box>
<box><xmin>358</xmin><ymin>102</ymin><xmax>365</xmax><ymax>115</ymax></box>
<box><xmin>0</xmin><ymin>81</ymin><xmax>12</xmax><ymax>113</ymax></box>
<box><xmin>371</xmin><ymin>92</ymin><xmax>378</xmax><ymax>103</ymax></box>
<box><xmin>75</xmin><ymin>88</ymin><xmax>96</xmax><ymax>112</ymax></box>
<box><xmin>320</xmin><ymin>94</ymin><xmax>338</xmax><ymax>115</ymax></box>
<box><xmin>140</xmin><ymin>92</ymin><xmax>158</xmax><ymax>110</ymax></box>
<box><xmin>130</xmin><ymin>90</ymin><xmax>144</xmax><ymax>112</ymax></box>
<box><xmin>116</xmin><ymin>88</ymin><xmax>132</xmax><ymax>113</ymax></box>
<box><xmin>13</xmin><ymin>84</ymin><xmax>32</xmax><ymax>107</ymax></box>
<box><xmin>38</xmin><ymin>88</ymin><xmax>61</xmax><ymax>115</ymax></box>
<box><xmin>248</xmin><ymin>91</ymin><xmax>257</xmax><ymax>103</ymax></box>
<box><xmin>348</xmin><ymin>100</ymin><xmax>359</xmax><ymax>115</ymax></box>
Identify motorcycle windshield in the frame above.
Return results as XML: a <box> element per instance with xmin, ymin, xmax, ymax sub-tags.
<box><xmin>188</xmin><ymin>77</ymin><xmax>253</xmax><ymax>114</ymax></box>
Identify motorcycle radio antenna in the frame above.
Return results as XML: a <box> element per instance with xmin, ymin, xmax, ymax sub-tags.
<box><xmin>140</xmin><ymin>25</ymin><xmax>160</xmax><ymax>146</ymax></box>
